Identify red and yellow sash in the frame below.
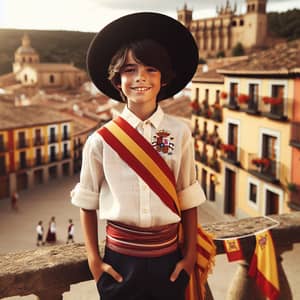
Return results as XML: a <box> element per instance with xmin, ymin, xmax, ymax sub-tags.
<box><xmin>98</xmin><ymin>116</ymin><xmax>216</xmax><ymax>300</ymax></box>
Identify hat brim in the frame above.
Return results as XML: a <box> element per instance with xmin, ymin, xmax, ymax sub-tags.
<box><xmin>87</xmin><ymin>12</ymin><xmax>199</xmax><ymax>102</ymax></box>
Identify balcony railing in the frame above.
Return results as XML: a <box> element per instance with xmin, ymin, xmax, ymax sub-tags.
<box><xmin>17</xmin><ymin>159</ymin><xmax>31</xmax><ymax>170</ymax></box>
<box><xmin>34</xmin><ymin>156</ymin><xmax>45</xmax><ymax>166</ymax></box>
<box><xmin>211</xmin><ymin>104</ymin><xmax>222</xmax><ymax>122</ymax></box>
<box><xmin>1</xmin><ymin>213</ymin><xmax>299</xmax><ymax>300</ymax></box>
<box><xmin>62</xmin><ymin>151</ymin><xmax>71</xmax><ymax>159</ymax></box>
<box><xmin>17</xmin><ymin>139</ymin><xmax>29</xmax><ymax>149</ymax></box>
<box><xmin>290</xmin><ymin>122</ymin><xmax>300</xmax><ymax>149</ymax></box>
<box><xmin>288</xmin><ymin>185</ymin><xmax>300</xmax><ymax>210</ymax></box>
<box><xmin>48</xmin><ymin>135</ymin><xmax>58</xmax><ymax>144</ymax></box>
<box><xmin>0</xmin><ymin>143</ymin><xmax>7</xmax><ymax>153</ymax></box>
<box><xmin>261</xmin><ymin>97</ymin><xmax>288</xmax><ymax>121</ymax></box>
<box><xmin>220</xmin><ymin>144</ymin><xmax>240</xmax><ymax>166</ymax></box>
<box><xmin>33</xmin><ymin>137</ymin><xmax>45</xmax><ymax>146</ymax></box>
<box><xmin>49</xmin><ymin>155</ymin><xmax>57</xmax><ymax>163</ymax></box>
<box><xmin>62</xmin><ymin>133</ymin><xmax>70</xmax><ymax>141</ymax></box>
<box><xmin>248</xmin><ymin>153</ymin><xmax>279</xmax><ymax>184</ymax></box>
<box><xmin>0</xmin><ymin>166</ymin><xmax>6</xmax><ymax>176</ymax></box>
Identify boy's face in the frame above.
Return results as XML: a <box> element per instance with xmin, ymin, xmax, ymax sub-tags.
<box><xmin>118</xmin><ymin>50</ymin><xmax>162</xmax><ymax>106</ymax></box>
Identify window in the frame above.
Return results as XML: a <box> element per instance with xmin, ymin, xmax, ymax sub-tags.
<box><xmin>229</xmin><ymin>82</ymin><xmax>238</xmax><ymax>105</ymax></box>
<box><xmin>0</xmin><ymin>135</ymin><xmax>4</xmax><ymax>151</ymax></box>
<box><xmin>215</xmin><ymin>90</ymin><xmax>220</xmax><ymax>104</ymax></box>
<box><xmin>195</xmin><ymin>88</ymin><xmax>199</xmax><ymax>101</ymax></box>
<box><xmin>49</xmin><ymin>75</ymin><xmax>55</xmax><ymax>84</ymax></box>
<box><xmin>205</xmin><ymin>89</ymin><xmax>209</xmax><ymax>101</ymax></box>
<box><xmin>249</xmin><ymin>183</ymin><xmax>257</xmax><ymax>203</ymax></box>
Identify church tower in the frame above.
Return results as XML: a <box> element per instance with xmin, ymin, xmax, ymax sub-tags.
<box><xmin>243</xmin><ymin>0</ymin><xmax>267</xmax><ymax>48</ymax></box>
<box><xmin>13</xmin><ymin>34</ymin><xmax>40</xmax><ymax>73</ymax></box>
<box><xmin>177</xmin><ymin>3</ymin><xmax>193</xmax><ymax>29</ymax></box>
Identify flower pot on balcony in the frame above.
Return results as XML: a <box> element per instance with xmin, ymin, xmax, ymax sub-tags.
<box><xmin>221</xmin><ymin>144</ymin><xmax>236</xmax><ymax>152</ymax></box>
<box><xmin>220</xmin><ymin>91</ymin><xmax>228</xmax><ymax>99</ymax></box>
<box><xmin>238</xmin><ymin>94</ymin><xmax>250</xmax><ymax>104</ymax></box>
<box><xmin>262</xmin><ymin>97</ymin><xmax>283</xmax><ymax>105</ymax></box>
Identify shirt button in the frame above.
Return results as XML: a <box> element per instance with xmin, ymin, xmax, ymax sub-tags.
<box><xmin>143</xmin><ymin>208</ymin><xmax>149</xmax><ymax>213</ymax></box>
<box><xmin>142</xmin><ymin>184</ymin><xmax>147</xmax><ymax>190</ymax></box>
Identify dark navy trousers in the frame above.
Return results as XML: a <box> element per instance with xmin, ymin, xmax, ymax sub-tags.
<box><xmin>97</xmin><ymin>247</ymin><xmax>190</xmax><ymax>300</ymax></box>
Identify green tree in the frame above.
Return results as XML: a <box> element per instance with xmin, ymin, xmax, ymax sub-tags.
<box><xmin>232</xmin><ymin>42</ymin><xmax>245</xmax><ymax>56</ymax></box>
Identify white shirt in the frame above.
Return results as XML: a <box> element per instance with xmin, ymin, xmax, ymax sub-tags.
<box><xmin>71</xmin><ymin>106</ymin><xmax>206</xmax><ymax>227</ymax></box>
<box><xmin>36</xmin><ymin>225</ymin><xmax>43</xmax><ymax>235</ymax></box>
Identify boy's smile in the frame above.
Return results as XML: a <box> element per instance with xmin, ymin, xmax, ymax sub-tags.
<box><xmin>119</xmin><ymin>51</ymin><xmax>162</xmax><ymax>108</ymax></box>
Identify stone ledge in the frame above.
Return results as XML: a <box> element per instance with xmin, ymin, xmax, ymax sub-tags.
<box><xmin>0</xmin><ymin>212</ymin><xmax>300</xmax><ymax>298</ymax></box>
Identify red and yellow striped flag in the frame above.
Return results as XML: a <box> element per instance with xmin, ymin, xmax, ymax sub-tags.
<box><xmin>248</xmin><ymin>231</ymin><xmax>280</xmax><ymax>300</ymax></box>
<box><xmin>224</xmin><ymin>238</ymin><xmax>244</xmax><ymax>262</ymax></box>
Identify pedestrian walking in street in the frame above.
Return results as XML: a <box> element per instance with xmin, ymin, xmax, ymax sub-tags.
<box><xmin>46</xmin><ymin>216</ymin><xmax>56</xmax><ymax>243</ymax></box>
<box><xmin>36</xmin><ymin>220</ymin><xmax>44</xmax><ymax>246</ymax></box>
<box><xmin>66</xmin><ymin>219</ymin><xmax>75</xmax><ymax>243</ymax></box>
<box><xmin>71</xmin><ymin>12</ymin><xmax>207</xmax><ymax>300</ymax></box>
<box><xmin>11</xmin><ymin>191</ymin><xmax>19</xmax><ymax>212</ymax></box>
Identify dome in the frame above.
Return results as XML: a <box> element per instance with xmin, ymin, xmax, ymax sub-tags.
<box><xmin>15</xmin><ymin>34</ymin><xmax>38</xmax><ymax>56</ymax></box>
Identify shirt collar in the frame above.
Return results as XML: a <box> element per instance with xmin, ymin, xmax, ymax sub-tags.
<box><xmin>120</xmin><ymin>105</ymin><xmax>164</xmax><ymax>129</ymax></box>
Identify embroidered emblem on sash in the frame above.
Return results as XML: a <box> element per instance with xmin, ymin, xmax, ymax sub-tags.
<box><xmin>152</xmin><ymin>130</ymin><xmax>174</xmax><ymax>155</ymax></box>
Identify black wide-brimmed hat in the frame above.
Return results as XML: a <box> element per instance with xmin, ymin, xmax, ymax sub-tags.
<box><xmin>87</xmin><ymin>12</ymin><xmax>199</xmax><ymax>102</ymax></box>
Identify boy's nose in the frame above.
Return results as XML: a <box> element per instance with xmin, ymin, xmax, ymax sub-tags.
<box><xmin>135</xmin><ymin>68</ymin><xmax>146</xmax><ymax>81</ymax></box>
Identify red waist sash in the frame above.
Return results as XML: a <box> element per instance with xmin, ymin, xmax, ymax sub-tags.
<box><xmin>106</xmin><ymin>221</ymin><xmax>178</xmax><ymax>257</ymax></box>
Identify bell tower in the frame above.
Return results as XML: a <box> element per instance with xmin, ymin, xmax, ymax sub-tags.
<box><xmin>244</xmin><ymin>0</ymin><xmax>267</xmax><ymax>47</ymax></box>
<box><xmin>177</xmin><ymin>3</ymin><xmax>193</xmax><ymax>29</ymax></box>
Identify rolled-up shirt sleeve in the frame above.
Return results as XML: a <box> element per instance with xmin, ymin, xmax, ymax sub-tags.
<box><xmin>71</xmin><ymin>133</ymin><xmax>103</xmax><ymax>210</ymax></box>
<box><xmin>176</xmin><ymin>129</ymin><xmax>206</xmax><ymax>211</ymax></box>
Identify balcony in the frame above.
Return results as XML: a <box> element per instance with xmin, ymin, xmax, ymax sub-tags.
<box><xmin>287</xmin><ymin>184</ymin><xmax>300</xmax><ymax>211</ymax></box>
<box><xmin>208</xmin><ymin>157</ymin><xmax>221</xmax><ymax>173</ymax></box>
<box><xmin>248</xmin><ymin>154</ymin><xmax>279</xmax><ymax>184</ymax></box>
<box><xmin>224</xmin><ymin>95</ymin><xmax>239</xmax><ymax>111</ymax></box>
<box><xmin>17</xmin><ymin>139</ymin><xmax>29</xmax><ymax>149</ymax></box>
<box><xmin>290</xmin><ymin>122</ymin><xmax>300</xmax><ymax>149</ymax></box>
<box><xmin>17</xmin><ymin>159</ymin><xmax>31</xmax><ymax>170</ymax></box>
<box><xmin>35</xmin><ymin>156</ymin><xmax>45</xmax><ymax>166</ymax></box>
<box><xmin>261</xmin><ymin>97</ymin><xmax>288</xmax><ymax>121</ymax></box>
<box><xmin>0</xmin><ymin>213</ymin><xmax>299</xmax><ymax>300</ymax></box>
<box><xmin>49</xmin><ymin>155</ymin><xmax>57</xmax><ymax>163</ymax></box>
<box><xmin>211</xmin><ymin>103</ymin><xmax>223</xmax><ymax>122</ymax></box>
<box><xmin>33</xmin><ymin>137</ymin><xmax>45</xmax><ymax>146</ymax></box>
<box><xmin>48</xmin><ymin>135</ymin><xmax>58</xmax><ymax>144</ymax></box>
<box><xmin>0</xmin><ymin>166</ymin><xmax>6</xmax><ymax>176</ymax></box>
<box><xmin>62</xmin><ymin>133</ymin><xmax>70</xmax><ymax>141</ymax></box>
<box><xmin>220</xmin><ymin>144</ymin><xmax>240</xmax><ymax>166</ymax></box>
<box><xmin>0</xmin><ymin>143</ymin><xmax>7</xmax><ymax>153</ymax></box>
<box><xmin>62</xmin><ymin>151</ymin><xmax>71</xmax><ymax>159</ymax></box>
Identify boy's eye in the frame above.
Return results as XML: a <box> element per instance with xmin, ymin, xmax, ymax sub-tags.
<box><xmin>123</xmin><ymin>67</ymin><xmax>135</xmax><ymax>73</ymax></box>
<box><xmin>147</xmin><ymin>67</ymin><xmax>158</xmax><ymax>72</ymax></box>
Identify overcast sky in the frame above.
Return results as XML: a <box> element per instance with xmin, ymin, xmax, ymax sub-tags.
<box><xmin>0</xmin><ymin>0</ymin><xmax>299</xmax><ymax>32</ymax></box>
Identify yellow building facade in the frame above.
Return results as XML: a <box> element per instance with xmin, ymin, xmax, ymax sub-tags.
<box><xmin>0</xmin><ymin>102</ymin><xmax>74</xmax><ymax>199</ymax></box>
<box><xmin>191</xmin><ymin>41</ymin><xmax>300</xmax><ymax>217</ymax></box>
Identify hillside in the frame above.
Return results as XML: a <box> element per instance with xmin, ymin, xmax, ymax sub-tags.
<box><xmin>268</xmin><ymin>9</ymin><xmax>300</xmax><ymax>41</ymax></box>
<box><xmin>0</xmin><ymin>29</ymin><xmax>95</xmax><ymax>75</ymax></box>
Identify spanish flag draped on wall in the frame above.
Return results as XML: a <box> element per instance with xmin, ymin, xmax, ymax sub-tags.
<box><xmin>248</xmin><ymin>230</ymin><xmax>280</xmax><ymax>300</ymax></box>
<box><xmin>224</xmin><ymin>238</ymin><xmax>244</xmax><ymax>262</ymax></box>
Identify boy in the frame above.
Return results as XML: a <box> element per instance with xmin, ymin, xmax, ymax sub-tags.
<box><xmin>36</xmin><ymin>220</ymin><xmax>44</xmax><ymax>246</ymax></box>
<box><xmin>66</xmin><ymin>219</ymin><xmax>75</xmax><ymax>243</ymax></box>
<box><xmin>71</xmin><ymin>12</ymin><xmax>206</xmax><ymax>300</ymax></box>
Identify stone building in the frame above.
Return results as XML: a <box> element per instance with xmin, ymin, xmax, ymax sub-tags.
<box><xmin>0</xmin><ymin>34</ymin><xmax>87</xmax><ymax>90</ymax></box>
<box><xmin>177</xmin><ymin>0</ymin><xmax>267</xmax><ymax>58</ymax></box>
